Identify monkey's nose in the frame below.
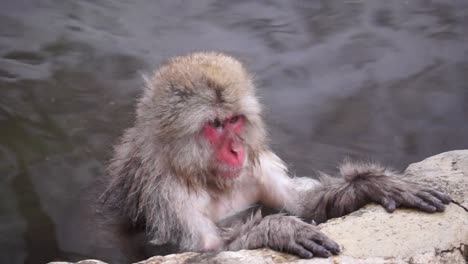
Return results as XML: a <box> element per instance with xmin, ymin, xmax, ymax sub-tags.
<box><xmin>230</xmin><ymin>148</ymin><xmax>239</xmax><ymax>156</ymax></box>
<box><xmin>230</xmin><ymin>141</ymin><xmax>243</xmax><ymax>155</ymax></box>
<box><xmin>224</xmin><ymin>140</ymin><xmax>245</xmax><ymax>166</ymax></box>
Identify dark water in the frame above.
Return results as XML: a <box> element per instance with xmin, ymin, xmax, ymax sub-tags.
<box><xmin>0</xmin><ymin>0</ymin><xmax>467</xmax><ymax>263</ymax></box>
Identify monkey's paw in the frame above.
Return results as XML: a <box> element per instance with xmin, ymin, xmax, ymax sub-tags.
<box><xmin>368</xmin><ymin>178</ymin><xmax>452</xmax><ymax>213</ymax></box>
<box><xmin>262</xmin><ymin>215</ymin><xmax>340</xmax><ymax>258</ymax></box>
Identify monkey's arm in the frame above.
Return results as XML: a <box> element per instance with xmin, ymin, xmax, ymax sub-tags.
<box><xmin>258</xmin><ymin>153</ymin><xmax>451</xmax><ymax>224</ymax></box>
<box><xmin>296</xmin><ymin>161</ymin><xmax>451</xmax><ymax>224</ymax></box>
<box><xmin>219</xmin><ymin>211</ymin><xmax>340</xmax><ymax>258</ymax></box>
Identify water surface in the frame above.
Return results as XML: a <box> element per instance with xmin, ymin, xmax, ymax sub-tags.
<box><xmin>0</xmin><ymin>1</ymin><xmax>467</xmax><ymax>263</ymax></box>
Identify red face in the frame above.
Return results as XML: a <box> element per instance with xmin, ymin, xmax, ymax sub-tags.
<box><xmin>202</xmin><ymin>115</ymin><xmax>246</xmax><ymax>178</ymax></box>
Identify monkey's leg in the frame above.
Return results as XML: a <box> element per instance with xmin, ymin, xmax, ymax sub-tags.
<box><xmin>221</xmin><ymin>211</ymin><xmax>340</xmax><ymax>259</ymax></box>
<box><xmin>298</xmin><ymin>161</ymin><xmax>452</xmax><ymax>224</ymax></box>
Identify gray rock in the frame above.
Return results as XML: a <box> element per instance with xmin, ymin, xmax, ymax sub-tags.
<box><xmin>55</xmin><ymin>150</ymin><xmax>468</xmax><ymax>264</ymax></box>
<box><xmin>405</xmin><ymin>150</ymin><xmax>468</xmax><ymax>209</ymax></box>
<box><xmin>49</xmin><ymin>260</ymin><xmax>107</xmax><ymax>264</ymax></box>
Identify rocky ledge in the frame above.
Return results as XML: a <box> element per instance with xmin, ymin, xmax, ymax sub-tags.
<box><xmin>51</xmin><ymin>150</ymin><xmax>468</xmax><ymax>264</ymax></box>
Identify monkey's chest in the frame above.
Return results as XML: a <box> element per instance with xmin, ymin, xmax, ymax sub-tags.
<box><xmin>204</xmin><ymin>187</ymin><xmax>260</xmax><ymax>222</ymax></box>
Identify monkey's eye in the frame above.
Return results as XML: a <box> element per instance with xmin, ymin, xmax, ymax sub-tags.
<box><xmin>209</xmin><ymin>119</ymin><xmax>222</xmax><ymax>128</ymax></box>
<box><xmin>229</xmin><ymin>116</ymin><xmax>240</xmax><ymax>124</ymax></box>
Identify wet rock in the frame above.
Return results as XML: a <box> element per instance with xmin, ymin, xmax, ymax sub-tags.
<box><xmin>54</xmin><ymin>150</ymin><xmax>468</xmax><ymax>264</ymax></box>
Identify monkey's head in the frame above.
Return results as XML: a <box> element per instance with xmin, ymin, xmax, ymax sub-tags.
<box><xmin>137</xmin><ymin>52</ymin><xmax>266</xmax><ymax>187</ymax></box>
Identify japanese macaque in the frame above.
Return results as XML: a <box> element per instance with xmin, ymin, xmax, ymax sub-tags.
<box><xmin>100</xmin><ymin>52</ymin><xmax>451</xmax><ymax>261</ymax></box>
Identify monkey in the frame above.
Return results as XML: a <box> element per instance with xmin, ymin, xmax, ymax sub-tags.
<box><xmin>99</xmin><ymin>52</ymin><xmax>451</xmax><ymax>262</ymax></box>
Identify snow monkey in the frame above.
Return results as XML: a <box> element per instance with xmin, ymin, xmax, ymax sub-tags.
<box><xmin>100</xmin><ymin>52</ymin><xmax>451</xmax><ymax>261</ymax></box>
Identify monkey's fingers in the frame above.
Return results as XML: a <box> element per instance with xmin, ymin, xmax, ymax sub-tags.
<box><xmin>379</xmin><ymin>196</ymin><xmax>397</xmax><ymax>213</ymax></box>
<box><xmin>304</xmin><ymin>231</ymin><xmax>340</xmax><ymax>255</ymax></box>
<box><xmin>416</xmin><ymin>191</ymin><xmax>447</xmax><ymax>212</ymax></box>
<box><xmin>286</xmin><ymin>243</ymin><xmax>314</xmax><ymax>259</ymax></box>
<box><xmin>397</xmin><ymin>193</ymin><xmax>437</xmax><ymax>213</ymax></box>
<box><xmin>424</xmin><ymin>189</ymin><xmax>452</xmax><ymax>204</ymax></box>
<box><xmin>299</xmin><ymin>239</ymin><xmax>332</xmax><ymax>258</ymax></box>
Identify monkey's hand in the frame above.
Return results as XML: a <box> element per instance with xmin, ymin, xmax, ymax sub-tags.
<box><xmin>258</xmin><ymin>215</ymin><xmax>340</xmax><ymax>258</ymax></box>
<box><xmin>340</xmin><ymin>162</ymin><xmax>452</xmax><ymax>213</ymax></box>
<box><xmin>223</xmin><ymin>213</ymin><xmax>339</xmax><ymax>258</ymax></box>
<box><xmin>362</xmin><ymin>176</ymin><xmax>452</xmax><ymax>213</ymax></box>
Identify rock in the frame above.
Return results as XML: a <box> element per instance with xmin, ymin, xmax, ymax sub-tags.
<box><xmin>49</xmin><ymin>260</ymin><xmax>107</xmax><ymax>264</ymax></box>
<box><xmin>405</xmin><ymin>150</ymin><xmax>468</xmax><ymax>209</ymax></box>
<box><xmin>53</xmin><ymin>150</ymin><xmax>468</xmax><ymax>264</ymax></box>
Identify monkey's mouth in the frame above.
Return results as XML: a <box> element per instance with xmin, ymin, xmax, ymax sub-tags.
<box><xmin>216</xmin><ymin>166</ymin><xmax>244</xmax><ymax>178</ymax></box>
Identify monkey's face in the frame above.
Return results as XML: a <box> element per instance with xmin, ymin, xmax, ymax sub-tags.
<box><xmin>202</xmin><ymin>114</ymin><xmax>247</xmax><ymax>178</ymax></box>
<box><xmin>139</xmin><ymin>52</ymin><xmax>267</xmax><ymax>185</ymax></box>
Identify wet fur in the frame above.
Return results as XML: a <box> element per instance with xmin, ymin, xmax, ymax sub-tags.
<box><xmin>99</xmin><ymin>52</ymin><xmax>451</xmax><ymax>262</ymax></box>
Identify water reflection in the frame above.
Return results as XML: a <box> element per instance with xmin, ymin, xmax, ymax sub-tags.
<box><xmin>0</xmin><ymin>0</ymin><xmax>467</xmax><ymax>263</ymax></box>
